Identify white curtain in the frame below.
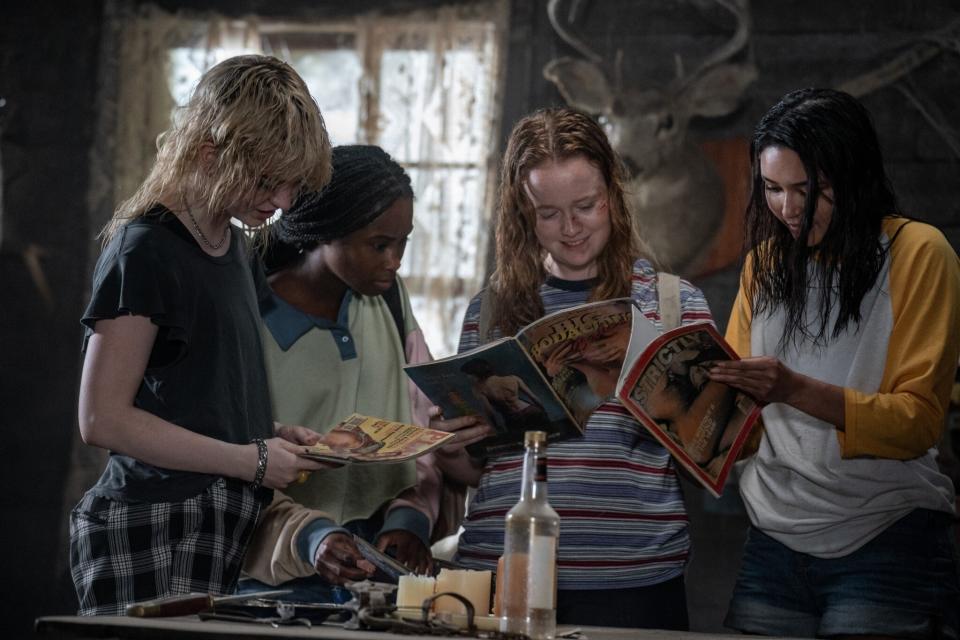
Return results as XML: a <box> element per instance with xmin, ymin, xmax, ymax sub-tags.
<box><xmin>361</xmin><ymin>3</ymin><xmax>507</xmax><ymax>355</ymax></box>
<box><xmin>88</xmin><ymin>0</ymin><xmax>507</xmax><ymax>355</ymax></box>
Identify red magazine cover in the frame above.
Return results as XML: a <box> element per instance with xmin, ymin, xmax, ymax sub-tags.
<box><xmin>616</xmin><ymin>321</ymin><xmax>762</xmax><ymax>497</ymax></box>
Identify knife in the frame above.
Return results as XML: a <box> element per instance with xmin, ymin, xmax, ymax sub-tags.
<box><xmin>125</xmin><ymin>589</ymin><xmax>292</xmax><ymax>617</ymax></box>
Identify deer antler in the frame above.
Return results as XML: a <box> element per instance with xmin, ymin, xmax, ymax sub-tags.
<box><xmin>837</xmin><ymin>43</ymin><xmax>943</xmax><ymax>97</ymax></box>
<box><xmin>689</xmin><ymin>0</ymin><xmax>751</xmax><ymax>75</ymax></box>
<box><xmin>546</xmin><ymin>0</ymin><xmax>603</xmax><ymax>65</ymax></box>
<box><xmin>835</xmin><ymin>19</ymin><xmax>960</xmax><ymax>159</ymax></box>
<box><xmin>541</xmin><ymin>1</ymin><xmax>758</xmax><ymax>274</ymax></box>
<box><xmin>669</xmin><ymin>0</ymin><xmax>756</xmax><ymax>119</ymax></box>
<box><xmin>895</xmin><ymin>82</ymin><xmax>960</xmax><ymax>159</ymax></box>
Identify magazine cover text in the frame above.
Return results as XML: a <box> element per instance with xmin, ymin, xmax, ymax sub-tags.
<box><xmin>518</xmin><ymin>300</ymin><xmax>633</xmax><ymax>425</ymax></box>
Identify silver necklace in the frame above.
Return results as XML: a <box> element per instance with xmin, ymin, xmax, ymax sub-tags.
<box><xmin>184</xmin><ymin>208</ymin><xmax>228</xmax><ymax>250</ymax></box>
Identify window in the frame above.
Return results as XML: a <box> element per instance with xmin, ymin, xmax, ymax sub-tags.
<box><xmin>165</xmin><ymin>4</ymin><xmax>506</xmax><ymax>356</ymax></box>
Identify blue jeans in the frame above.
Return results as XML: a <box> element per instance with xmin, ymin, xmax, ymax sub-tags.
<box><xmin>725</xmin><ymin>508</ymin><xmax>960</xmax><ymax>639</ymax></box>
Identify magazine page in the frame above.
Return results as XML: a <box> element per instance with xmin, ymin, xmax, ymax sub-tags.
<box><xmin>515</xmin><ymin>298</ymin><xmax>634</xmax><ymax>426</ymax></box>
<box><xmin>299</xmin><ymin>413</ymin><xmax>454</xmax><ymax>464</ymax></box>
<box><xmin>615</xmin><ymin>323</ymin><xmax>761</xmax><ymax>497</ymax></box>
<box><xmin>621</xmin><ymin>301</ymin><xmax>663</xmax><ymax>369</ymax></box>
<box><xmin>403</xmin><ymin>338</ymin><xmax>582</xmax><ymax>456</ymax></box>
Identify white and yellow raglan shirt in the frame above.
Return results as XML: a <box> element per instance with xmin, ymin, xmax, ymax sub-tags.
<box><xmin>727</xmin><ymin>217</ymin><xmax>960</xmax><ymax>558</ymax></box>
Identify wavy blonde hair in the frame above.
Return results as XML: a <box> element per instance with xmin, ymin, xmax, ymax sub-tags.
<box><xmin>489</xmin><ymin>107</ymin><xmax>644</xmax><ymax>335</ymax></box>
<box><xmin>103</xmin><ymin>54</ymin><xmax>331</xmax><ymax>242</ymax></box>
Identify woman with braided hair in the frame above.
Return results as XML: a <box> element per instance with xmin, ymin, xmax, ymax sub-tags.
<box><xmin>239</xmin><ymin>145</ymin><xmax>491</xmax><ymax>602</ymax></box>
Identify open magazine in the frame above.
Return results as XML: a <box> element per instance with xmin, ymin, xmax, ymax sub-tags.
<box><xmin>615</xmin><ymin>313</ymin><xmax>762</xmax><ymax>497</ymax></box>
<box><xmin>404</xmin><ymin>299</ymin><xmax>634</xmax><ymax>456</ymax></box>
<box><xmin>298</xmin><ymin>413</ymin><xmax>454</xmax><ymax>464</ymax></box>
<box><xmin>405</xmin><ymin>297</ymin><xmax>761</xmax><ymax>495</ymax></box>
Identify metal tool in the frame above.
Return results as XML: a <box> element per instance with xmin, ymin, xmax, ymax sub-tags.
<box><xmin>125</xmin><ymin>589</ymin><xmax>292</xmax><ymax>617</ymax></box>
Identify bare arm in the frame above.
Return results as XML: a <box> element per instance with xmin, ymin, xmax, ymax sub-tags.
<box><xmin>541</xmin><ymin>341</ymin><xmax>578</xmax><ymax>376</ymax></box>
<box><xmin>708</xmin><ymin>356</ymin><xmax>845</xmax><ymax>429</ymax></box>
<box><xmin>78</xmin><ymin>314</ymin><xmax>326</xmax><ymax>488</ymax></box>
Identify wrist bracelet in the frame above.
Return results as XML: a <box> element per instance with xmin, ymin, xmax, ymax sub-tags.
<box><xmin>251</xmin><ymin>438</ymin><xmax>268</xmax><ymax>490</ymax></box>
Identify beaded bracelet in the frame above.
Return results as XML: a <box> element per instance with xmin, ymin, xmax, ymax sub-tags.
<box><xmin>251</xmin><ymin>438</ymin><xmax>268</xmax><ymax>490</ymax></box>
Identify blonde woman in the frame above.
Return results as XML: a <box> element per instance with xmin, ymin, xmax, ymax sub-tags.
<box><xmin>70</xmin><ymin>55</ymin><xmax>332</xmax><ymax>615</ymax></box>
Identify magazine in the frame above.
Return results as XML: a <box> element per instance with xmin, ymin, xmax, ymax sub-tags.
<box><xmin>403</xmin><ymin>299</ymin><xmax>635</xmax><ymax>456</ymax></box>
<box><xmin>405</xmin><ymin>295</ymin><xmax>760</xmax><ymax>495</ymax></box>
<box><xmin>298</xmin><ymin>413</ymin><xmax>454</xmax><ymax>464</ymax></box>
<box><xmin>615</xmin><ymin>313</ymin><xmax>763</xmax><ymax>497</ymax></box>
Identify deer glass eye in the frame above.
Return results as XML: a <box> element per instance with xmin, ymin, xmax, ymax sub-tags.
<box><xmin>598</xmin><ymin>114</ymin><xmax>614</xmax><ymax>136</ymax></box>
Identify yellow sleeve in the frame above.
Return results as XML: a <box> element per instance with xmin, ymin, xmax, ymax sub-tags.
<box><xmin>840</xmin><ymin>219</ymin><xmax>960</xmax><ymax>459</ymax></box>
<box><xmin>725</xmin><ymin>256</ymin><xmax>763</xmax><ymax>456</ymax></box>
<box><xmin>724</xmin><ymin>257</ymin><xmax>754</xmax><ymax>359</ymax></box>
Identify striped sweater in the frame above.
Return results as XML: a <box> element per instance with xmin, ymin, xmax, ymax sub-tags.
<box><xmin>454</xmin><ymin>259</ymin><xmax>714</xmax><ymax>590</ymax></box>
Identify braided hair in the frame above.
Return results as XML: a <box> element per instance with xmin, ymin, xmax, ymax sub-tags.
<box><xmin>265</xmin><ymin>145</ymin><xmax>413</xmax><ymax>272</ymax></box>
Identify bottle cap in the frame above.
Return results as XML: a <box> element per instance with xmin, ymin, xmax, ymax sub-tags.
<box><xmin>524</xmin><ymin>430</ymin><xmax>547</xmax><ymax>446</ymax></box>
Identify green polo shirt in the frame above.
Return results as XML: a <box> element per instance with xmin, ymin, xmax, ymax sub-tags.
<box><xmin>260</xmin><ymin>286</ymin><xmax>419</xmax><ymax>527</ymax></box>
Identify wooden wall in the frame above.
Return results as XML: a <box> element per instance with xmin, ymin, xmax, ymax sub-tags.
<box><xmin>0</xmin><ymin>3</ymin><xmax>104</xmax><ymax>639</ymax></box>
<box><xmin>504</xmin><ymin>0</ymin><xmax>960</xmax><ymax>328</ymax></box>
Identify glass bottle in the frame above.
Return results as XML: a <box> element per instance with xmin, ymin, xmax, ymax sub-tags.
<box><xmin>500</xmin><ymin>430</ymin><xmax>559</xmax><ymax>639</ymax></box>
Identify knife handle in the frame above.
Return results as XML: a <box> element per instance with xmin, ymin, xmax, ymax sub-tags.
<box><xmin>126</xmin><ymin>593</ymin><xmax>215</xmax><ymax>617</ymax></box>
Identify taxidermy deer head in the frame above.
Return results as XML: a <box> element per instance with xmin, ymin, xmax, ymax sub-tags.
<box><xmin>543</xmin><ymin>0</ymin><xmax>757</xmax><ymax>274</ymax></box>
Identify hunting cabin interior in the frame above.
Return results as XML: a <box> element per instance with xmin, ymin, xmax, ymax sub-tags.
<box><xmin>2</xmin><ymin>1</ymin><xmax>959</xmax><ymax>638</ymax></box>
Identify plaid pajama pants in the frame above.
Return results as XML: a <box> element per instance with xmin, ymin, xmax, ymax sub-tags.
<box><xmin>69</xmin><ymin>477</ymin><xmax>268</xmax><ymax>616</ymax></box>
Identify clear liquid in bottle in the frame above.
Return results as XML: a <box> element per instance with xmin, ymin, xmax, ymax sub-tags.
<box><xmin>499</xmin><ymin>431</ymin><xmax>559</xmax><ymax>640</ymax></box>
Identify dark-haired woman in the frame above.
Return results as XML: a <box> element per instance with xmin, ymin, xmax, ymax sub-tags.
<box><xmin>709</xmin><ymin>88</ymin><xmax>960</xmax><ymax>638</ymax></box>
<box><xmin>239</xmin><ymin>145</ymin><xmax>488</xmax><ymax>602</ymax></box>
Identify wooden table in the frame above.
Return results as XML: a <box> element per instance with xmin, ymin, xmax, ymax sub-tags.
<box><xmin>36</xmin><ymin>615</ymin><xmax>752</xmax><ymax>640</ymax></box>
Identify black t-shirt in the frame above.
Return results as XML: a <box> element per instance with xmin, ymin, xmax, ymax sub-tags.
<box><xmin>81</xmin><ymin>207</ymin><xmax>274</xmax><ymax>502</ymax></box>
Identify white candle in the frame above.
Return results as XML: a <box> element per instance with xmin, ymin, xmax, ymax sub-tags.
<box><xmin>434</xmin><ymin>569</ymin><xmax>492</xmax><ymax>616</ymax></box>
<box><xmin>396</xmin><ymin>575</ymin><xmax>436</xmax><ymax>609</ymax></box>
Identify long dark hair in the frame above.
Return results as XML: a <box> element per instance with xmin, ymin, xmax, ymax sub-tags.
<box><xmin>745</xmin><ymin>88</ymin><xmax>901</xmax><ymax>348</ymax></box>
